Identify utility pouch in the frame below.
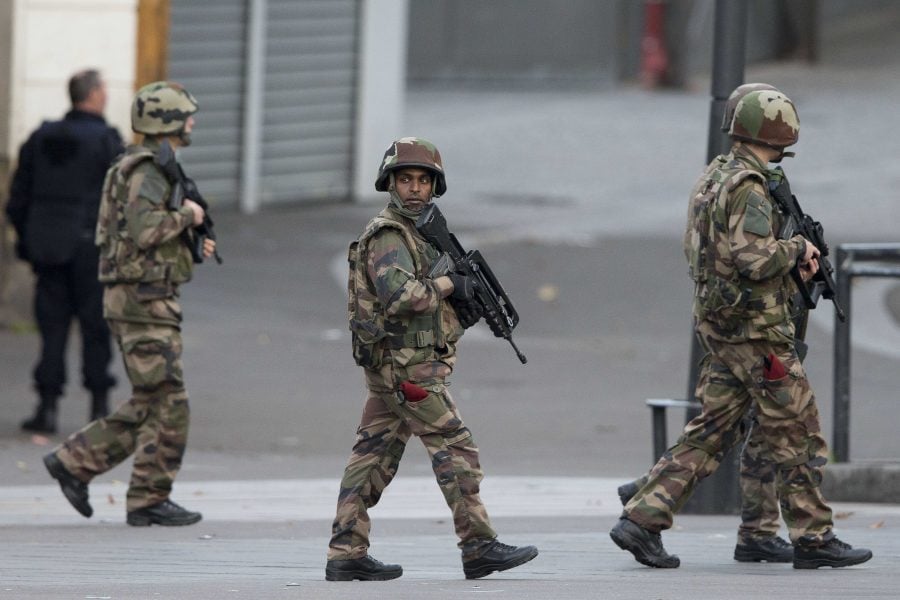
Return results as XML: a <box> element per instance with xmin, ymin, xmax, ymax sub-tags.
<box><xmin>697</xmin><ymin>276</ymin><xmax>747</xmax><ymax>321</ymax></box>
<box><xmin>347</xmin><ymin>239</ymin><xmax>387</xmax><ymax>369</ymax></box>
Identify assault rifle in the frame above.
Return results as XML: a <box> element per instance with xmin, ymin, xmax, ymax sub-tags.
<box><xmin>768</xmin><ymin>166</ymin><xmax>844</xmax><ymax>322</ymax></box>
<box><xmin>416</xmin><ymin>203</ymin><xmax>527</xmax><ymax>364</ymax></box>
<box><xmin>156</xmin><ymin>140</ymin><xmax>222</xmax><ymax>264</ymax></box>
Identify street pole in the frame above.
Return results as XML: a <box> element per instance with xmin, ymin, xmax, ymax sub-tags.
<box><xmin>681</xmin><ymin>0</ymin><xmax>747</xmax><ymax>515</ymax></box>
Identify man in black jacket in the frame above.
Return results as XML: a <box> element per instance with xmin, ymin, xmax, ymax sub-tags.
<box><xmin>6</xmin><ymin>69</ymin><xmax>123</xmax><ymax>433</ymax></box>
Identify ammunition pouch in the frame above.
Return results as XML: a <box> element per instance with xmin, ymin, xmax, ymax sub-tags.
<box><xmin>349</xmin><ymin>318</ymin><xmax>389</xmax><ymax>369</ymax></box>
<box><xmin>695</xmin><ymin>276</ymin><xmax>747</xmax><ymax>325</ymax></box>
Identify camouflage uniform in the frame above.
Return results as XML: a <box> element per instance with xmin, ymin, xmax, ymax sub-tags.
<box><xmin>624</xmin><ymin>85</ymin><xmax>787</xmax><ymax>547</ymax></box>
<box><xmin>328</xmin><ymin>139</ymin><xmax>499</xmax><ymax>563</ymax></box>
<box><xmin>329</xmin><ymin>202</ymin><xmax>498</xmax><ymax>562</ymax></box>
<box><xmin>623</xmin><ymin>91</ymin><xmax>836</xmax><ymax>545</ymax></box>
<box><xmin>51</xmin><ymin>83</ymin><xmax>199</xmax><ymax>512</ymax></box>
<box><xmin>625</xmin><ymin>414</ymin><xmax>781</xmax><ymax>542</ymax></box>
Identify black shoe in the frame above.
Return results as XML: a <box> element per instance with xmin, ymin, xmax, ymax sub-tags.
<box><xmin>734</xmin><ymin>535</ymin><xmax>793</xmax><ymax>563</ymax></box>
<box><xmin>610</xmin><ymin>518</ymin><xmax>680</xmax><ymax>568</ymax></box>
<box><xmin>617</xmin><ymin>481</ymin><xmax>641</xmax><ymax>506</ymax></box>
<box><xmin>90</xmin><ymin>391</ymin><xmax>109</xmax><ymax>421</ymax></box>
<box><xmin>22</xmin><ymin>408</ymin><xmax>57</xmax><ymax>434</ymax></box>
<box><xmin>325</xmin><ymin>555</ymin><xmax>403</xmax><ymax>581</ymax></box>
<box><xmin>126</xmin><ymin>500</ymin><xmax>202</xmax><ymax>526</ymax></box>
<box><xmin>794</xmin><ymin>537</ymin><xmax>873</xmax><ymax>569</ymax></box>
<box><xmin>463</xmin><ymin>540</ymin><xmax>539</xmax><ymax>579</ymax></box>
<box><xmin>43</xmin><ymin>453</ymin><xmax>92</xmax><ymax>518</ymax></box>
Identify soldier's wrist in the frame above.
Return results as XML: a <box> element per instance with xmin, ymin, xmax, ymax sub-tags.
<box><xmin>432</xmin><ymin>275</ymin><xmax>454</xmax><ymax>298</ymax></box>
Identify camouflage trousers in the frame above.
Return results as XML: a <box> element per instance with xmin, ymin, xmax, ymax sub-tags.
<box><xmin>627</xmin><ymin>412</ymin><xmax>782</xmax><ymax>542</ymax></box>
<box><xmin>55</xmin><ymin>319</ymin><xmax>190</xmax><ymax>511</ymax></box>
<box><xmin>327</xmin><ymin>379</ymin><xmax>497</xmax><ymax>561</ymax></box>
<box><xmin>624</xmin><ymin>324</ymin><xmax>833</xmax><ymax>545</ymax></box>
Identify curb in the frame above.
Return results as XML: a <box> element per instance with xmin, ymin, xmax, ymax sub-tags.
<box><xmin>822</xmin><ymin>462</ymin><xmax>900</xmax><ymax>503</ymax></box>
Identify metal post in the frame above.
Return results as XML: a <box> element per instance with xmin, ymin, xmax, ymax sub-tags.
<box><xmin>681</xmin><ymin>0</ymin><xmax>747</xmax><ymax>515</ymax></box>
<box><xmin>832</xmin><ymin>246</ymin><xmax>852</xmax><ymax>462</ymax></box>
<box><xmin>687</xmin><ymin>0</ymin><xmax>748</xmax><ymax>412</ymax></box>
<box><xmin>240</xmin><ymin>0</ymin><xmax>267</xmax><ymax>214</ymax></box>
<box><xmin>651</xmin><ymin>405</ymin><xmax>667</xmax><ymax>460</ymax></box>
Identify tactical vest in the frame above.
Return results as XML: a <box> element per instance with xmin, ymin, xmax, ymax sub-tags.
<box><xmin>347</xmin><ymin>207</ymin><xmax>449</xmax><ymax>370</ymax></box>
<box><xmin>96</xmin><ymin>145</ymin><xmax>193</xmax><ymax>285</ymax></box>
<box><xmin>686</xmin><ymin>157</ymin><xmax>790</xmax><ymax>337</ymax></box>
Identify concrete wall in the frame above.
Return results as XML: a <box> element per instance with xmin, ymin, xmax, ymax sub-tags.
<box><xmin>0</xmin><ymin>4</ymin><xmax>12</xmax><ymax>171</ymax></box>
<box><xmin>353</xmin><ymin>0</ymin><xmax>409</xmax><ymax>201</ymax></box>
<box><xmin>4</xmin><ymin>0</ymin><xmax>138</xmax><ymax>162</ymax></box>
<box><xmin>408</xmin><ymin>0</ymin><xmax>621</xmax><ymax>87</ymax></box>
<box><xmin>408</xmin><ymin>0</ymin><xmax>900</xmax><ymax>88</ymax></box>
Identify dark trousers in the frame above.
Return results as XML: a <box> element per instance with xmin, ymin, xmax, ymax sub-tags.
<box><xmin>32</xmin><ymin>242</ymin><xmax>114</xmax><ymax>397</ymax></box>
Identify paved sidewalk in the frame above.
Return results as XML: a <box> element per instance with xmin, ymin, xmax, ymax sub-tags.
<box><xmin>0</xmin><ymin>476</ymin><xmax>895</xmax><ymax>599</ymax></box>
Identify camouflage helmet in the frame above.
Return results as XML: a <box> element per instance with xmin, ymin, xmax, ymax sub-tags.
<box><xmin>375</xmin><ymin>137</ymin><xmax>447</xmax><ymax>197</ymax></box>
<box><xmin>720</xmin><ymin>83</ymin><xmax>777</xmax><ymax>132</ymax></box>
<box><xmin>729</xmin><ymin>89</ymin><xmax>799</xmax><ymax>148</ymax></box>
<box><xmin>131</xmin><ymin>81</ymin><xmax>198</xmax><ymax>136</ymax></box>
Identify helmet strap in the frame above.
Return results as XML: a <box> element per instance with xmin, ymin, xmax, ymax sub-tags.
<box><xmin>178</xmin><ymin>126</ymin><xmax>193</xmax><ymax>147</ymax></box>
<box><xmin>387</xmin><ymin>172</ymin><xmax>432</xmax><ymax>218</ymax></box>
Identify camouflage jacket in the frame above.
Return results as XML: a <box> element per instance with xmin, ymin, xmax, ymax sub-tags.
<box><xmin>350</xmin><ymin>205</ymin><xmax>463</xmax><ymax>389</ymax></box>
<box><xmin>685</xmin><ymin>145</ymin><xmax>806</xmax><ymax>343</ymax></box>
<box><xmin>96</xmin><ymin>139</ymin><xmax>196</xmax><ymax>325</ymax></box>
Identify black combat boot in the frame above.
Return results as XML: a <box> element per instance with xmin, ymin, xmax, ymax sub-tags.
<box><xmin>617</xmin><ymin>480</ymin><xmax>641</xmax><ymax>506</ymax></box>
<box><xmin>462</xmin><ymin>540</ymin><xmax>539</xmax><ymax>579</ymax></box>
<box><xmin>793</xmin><ymin>537</ymin><xmax>873</xmax><ymax>569</ymax></box>
<box><xmin>734</xmin><ymin>535</ymin><xmax>793</xmax><ymax>562</ymax></box>
<box><xmin>43</xmin><ymin>453</ymin><xmax>92</xmax><ymax>517</ymax></box>
<box><xmin>610</xmin><ymin>517</ymin><xmax>680</xmax><ymax>568</ymax></box>
<box><xmin>126</xmin><ymin>499</ymin><xmax>202</xmax><ymax>526</ymax></box>
<box><xmin>21</xmin><ymin>393</ymin><xmax>58</xmax><ymax>434</ymax></box>
<box><xmin>89</xmin><ymin>389</ymin><xmax>109</xmax><ymax>421</ymax></box>
<box><xmin>325</xmin><ymin>555</ymin><xmax>403</xmax><ymax>581</ymax></box>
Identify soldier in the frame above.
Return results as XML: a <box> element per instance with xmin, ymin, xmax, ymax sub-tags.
<box><xmin>325</xmin><ymin>137</ymin><xmax>538</xmax><ymax>581</ymax></box>
<box><xmin>609</xmin><ymin>89</ymin><xmax>873</xmax><ymax>569</ymax></box>
<box><xmin>6</xmin><ymin>69</ymin><xmax>123</xmax><ymax>433</ymax></box>
<box><xmin>41</xmin><ymin>82</ymin><xmax>215</xmax><ymax>527</ymax></box>
<box><xmin>617</xmin><ymin>84</ymin><xmax>793</xmax><ymax>565</ymax></box>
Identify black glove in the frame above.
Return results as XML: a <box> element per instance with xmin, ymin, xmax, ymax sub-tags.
<box><xmin>452</xmin><ymin>298</ymin><xmax>483</xmax><ymax>329</ymax></box>
<box><xmin>448</xmin><ymin>272</ymin><xmax>477</xmax><ymax>301</ymax></box>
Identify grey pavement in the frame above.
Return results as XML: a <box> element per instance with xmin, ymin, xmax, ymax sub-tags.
<box><xmin>2</xmin><ymin>7</ymin><xmax>900</xmax><ymax>599</ymax></box>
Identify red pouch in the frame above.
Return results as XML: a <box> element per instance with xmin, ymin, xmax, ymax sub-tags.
<box><xmin>400</xmin><ymin>380</ymin><xmax>429</xmax><ymax>402</ymax></box>
<box><xmin>763</xmin><ymin>353</ymin><xmax>787</xmax><ymax>380</ymax></box>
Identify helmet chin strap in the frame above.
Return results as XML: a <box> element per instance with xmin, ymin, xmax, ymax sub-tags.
<box><xmin>178</xmin><ymin>127</ymin><xmax>192</xmax><ymax>147</ymax></box>
<box><xmin>387</xmin><ymin>172</ymin><xmax>432</xmax><ymax>217</ymax></box>
<box><xmin>771</xmin><ymin>149</ymin><xmax>795</xmax><ymax>163</ymax></box>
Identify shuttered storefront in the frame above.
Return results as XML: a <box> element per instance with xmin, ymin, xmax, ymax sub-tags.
<box><xmin>168</xmin><ymin>0</ymin><xmax>359</xmax><ymax>208</ymax></box>
<box><xmin>168</xmin><ymin>1</ymin><xmax>246</xmax><ymax>206</ymax></box>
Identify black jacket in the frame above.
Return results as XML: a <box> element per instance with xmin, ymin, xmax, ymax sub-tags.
<box><xmin>6</xmin><ymin>110</ymin><xmax>124</xmax><ymax>266</ymax></box>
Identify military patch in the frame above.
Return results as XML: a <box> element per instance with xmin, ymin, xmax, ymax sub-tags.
<box><xmin>743</xmin><ymin>191</ymin><xmax>772</xmax><ymax>237</ymax></box>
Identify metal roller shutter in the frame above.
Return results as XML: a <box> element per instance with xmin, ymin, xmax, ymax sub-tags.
<box><xmin>168</xmin><ymin>0</ymin><xmax>359</xmax><ymax>208</ymax></box>
<box><xmin>169</xmin><ymin>1</ymin><xmax>247</xmax><ymax>206</ymax></box>
<box><xmin>261</xmin><ymin>0</ymin><xmax>358</xmax><ymax>204</ymax></box>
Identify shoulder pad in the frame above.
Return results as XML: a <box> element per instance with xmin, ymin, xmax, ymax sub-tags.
<box><xmin>133</xmin><ymin>161</ymin><xmax>169</xmax><ymax>203</ymax></box>
<box><xmin>117</xmin><ymin>146</ymin><xmax>157</xmax><ymax>177</ymax></box>
<box><xmin>725</xmin><ymin>169</ymin><xmax>766</xmax><ymax>192</ymax></box>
